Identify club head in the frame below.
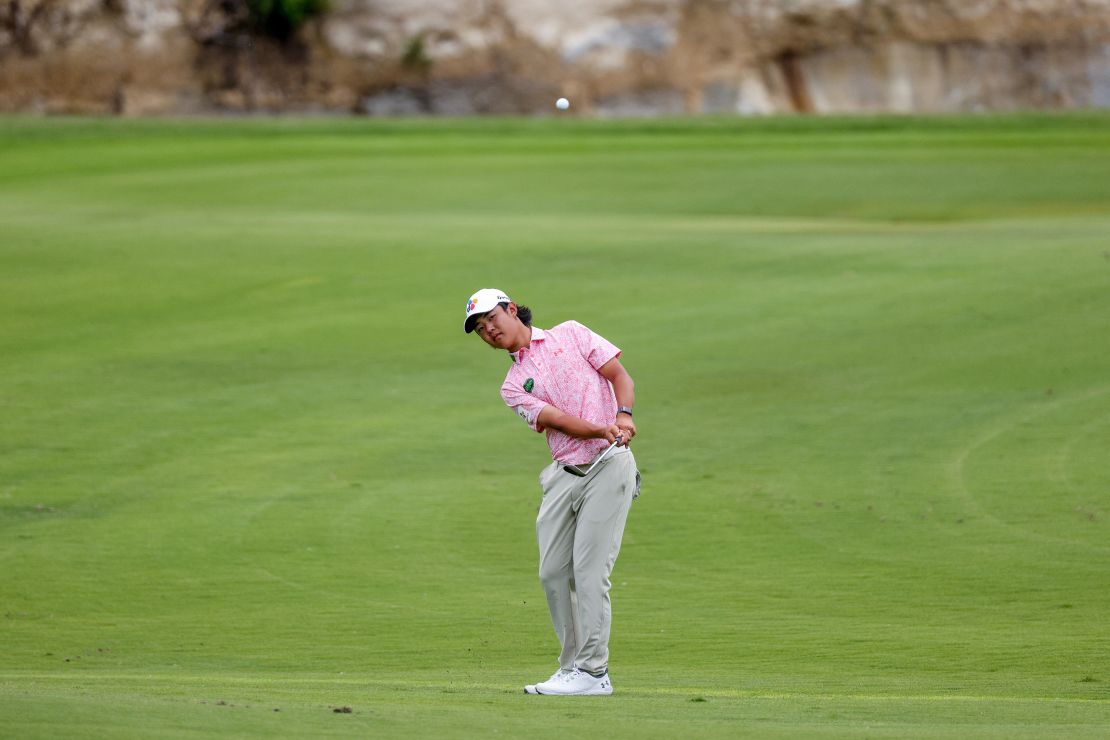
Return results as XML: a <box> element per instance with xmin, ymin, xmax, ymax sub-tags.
<box><xmin>563</xmin><ymin>464</ymin><xmax>588</xmax><ymax>477</ymax></box>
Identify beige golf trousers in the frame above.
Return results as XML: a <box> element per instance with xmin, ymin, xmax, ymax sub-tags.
<box><xmin>536</xmin><ymin>447</ymin><xmax>639</xmax><ymax>675</ymax></box>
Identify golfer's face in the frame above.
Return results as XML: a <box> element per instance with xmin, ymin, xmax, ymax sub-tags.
<box><xmin>474</xmin><ymin>305</ymin><xmax>513</xmax><ymax>349</ymax></box>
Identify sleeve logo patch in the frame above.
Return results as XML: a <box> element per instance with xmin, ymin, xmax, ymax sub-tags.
<box><xmin>523</xmin><ymin>378</ymin><xmax>535</xmax><ymax>393</ymax></box>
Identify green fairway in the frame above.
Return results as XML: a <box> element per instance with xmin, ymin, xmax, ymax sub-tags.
<box><xmin>1</xmin><ymin>113</ymin><xmax>1109</xmax><ymax>737</ymax></box>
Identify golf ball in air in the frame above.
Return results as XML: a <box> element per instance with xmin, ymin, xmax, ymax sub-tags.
<box><xmin>556</xmin><ymin>97</ymin><xmax>570</xmax><ymax>110</ymax></box>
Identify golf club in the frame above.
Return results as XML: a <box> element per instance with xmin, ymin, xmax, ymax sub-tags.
<box><xmin>563</xmin><ymin>435</ymin><xmax>622</xmax><ymax>477</ymax></box>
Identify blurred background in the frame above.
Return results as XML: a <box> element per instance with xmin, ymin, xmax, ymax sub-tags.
<box><xmin>2</xmin><ymin>0</ymin><xmax>1108</xmax><ymax>117</ymax></box>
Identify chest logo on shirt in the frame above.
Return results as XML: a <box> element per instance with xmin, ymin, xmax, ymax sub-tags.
<box><xmin>524</xmin><ymin>378</ymin><xmax>535</xmax><ymax>393</ymax></box>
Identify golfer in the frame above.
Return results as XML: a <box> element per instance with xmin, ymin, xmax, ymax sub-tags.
<box><xmin>464</xmin><ymin>288</ymin><xmax>640</xmax><ymax>696</ymax></box>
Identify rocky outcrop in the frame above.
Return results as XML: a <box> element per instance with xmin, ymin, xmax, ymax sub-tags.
<box><xmin>2</xmin><ymin>0</ymin><xmax>1108</xmax><ymax>115</ymax></box>
<box><xmin>1</xmin><ymin>0</ymin><xmax>195</xmax><ymax>113</ymax></box>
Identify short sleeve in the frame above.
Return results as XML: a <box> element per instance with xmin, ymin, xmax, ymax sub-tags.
<box><xmin>567</xmin><ymin>321</ymin><xmax>621</xmax><ymax>370</ymax></box>
<box><xmin>501</xmin><ymin>380</ymin><xmax>548</xmax><ymax>433</ymax></box>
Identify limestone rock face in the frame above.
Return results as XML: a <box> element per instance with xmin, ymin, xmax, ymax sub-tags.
<box><xmin>1</xmin><ymin>0</ymin><xmax>1108</xmax><ymax>114</ymax></box>
<box><xmin>120</xmin><ymin>0</ymin><xmax>181</xmax><ymax>49</ymax></box>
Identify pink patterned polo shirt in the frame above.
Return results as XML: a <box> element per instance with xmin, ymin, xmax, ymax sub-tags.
<box><xmin>501</xmin><ymin>321</ymin><xmax>621</xmax><ymax>465</ymax></box>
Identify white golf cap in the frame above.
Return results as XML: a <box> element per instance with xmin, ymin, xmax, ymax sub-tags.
<box><xmin>464</xmin><ymin>288</ymin><xmax>511</xmax><ymax>333</ymax></box>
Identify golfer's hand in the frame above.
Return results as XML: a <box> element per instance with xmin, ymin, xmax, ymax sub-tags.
<box><xmin>616</xmin><ymin>419</ymin><xmax>636</xmax><ymax>446</ymax></box>
<box><xmin>600</xmin><ymin>424</ymin><xmax>622</xmax><ymax>444</ymax></box>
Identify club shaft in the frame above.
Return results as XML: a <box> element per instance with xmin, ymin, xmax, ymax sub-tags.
<box><xmin>565</xmin><ymin>436</ymin><xmax>622</xmax><ymax>477</ymax></box>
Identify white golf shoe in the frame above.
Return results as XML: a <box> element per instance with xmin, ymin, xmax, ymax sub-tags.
<box><xmin>529</xmin><ymin>668</ymin><xmax>613</xmax><ymax>696</ymax></box>
<box><xmin>524</xmin><ymin>668</ymin><xmax>572</xmax><ymax>695</ymax></box>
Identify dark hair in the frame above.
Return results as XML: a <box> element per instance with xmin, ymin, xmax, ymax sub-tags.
<box><xmin>501</xmin><ymin>301</ymin><xmax>532</xmax><ymax>327</ymax></box>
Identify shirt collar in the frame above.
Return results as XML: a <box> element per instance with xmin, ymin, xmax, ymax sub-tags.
<box><xmin>511</xmin><ymin>326</ymin><xmax>546</xmax><ymax>363</ymax></box>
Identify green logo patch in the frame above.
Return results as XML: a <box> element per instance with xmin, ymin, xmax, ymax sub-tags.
<box><xmin>524</xmin><ymin>378</ymin><xmax>535</xmax><ymax>393</ymax></box>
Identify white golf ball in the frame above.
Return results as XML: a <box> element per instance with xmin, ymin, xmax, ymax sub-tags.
<box><xmin>556</xmin><ymin>97</ymin><xmax>570</xmax><ymax>110</ymax></box>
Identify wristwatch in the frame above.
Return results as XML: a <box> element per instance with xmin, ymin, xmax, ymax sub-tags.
<box><xmin>617</xmin><ymin>406</ymin><xmax>634</xmax><ymax>417</ymax></box>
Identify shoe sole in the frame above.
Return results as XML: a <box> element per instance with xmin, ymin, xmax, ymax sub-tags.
<box><xmin>530</xmin><ymin>689</ymin><xmax>613</xmax><ymax>696</ymax></box>
<box><xmin>528</xmin><ymin>684</ymin><xmax>613</xmax><ymax>696</ymax></box>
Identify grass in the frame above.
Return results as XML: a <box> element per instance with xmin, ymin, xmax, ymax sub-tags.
<box><xmin>1</xmin><ymin>112</ymin><xmax>1109</xmax><ymax>737</ymax></box>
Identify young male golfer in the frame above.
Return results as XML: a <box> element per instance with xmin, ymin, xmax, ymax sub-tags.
<box><xmin>464</xmin><ymin>288</ymin><xmax>640</xmax><ymax>697</ymax></box>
